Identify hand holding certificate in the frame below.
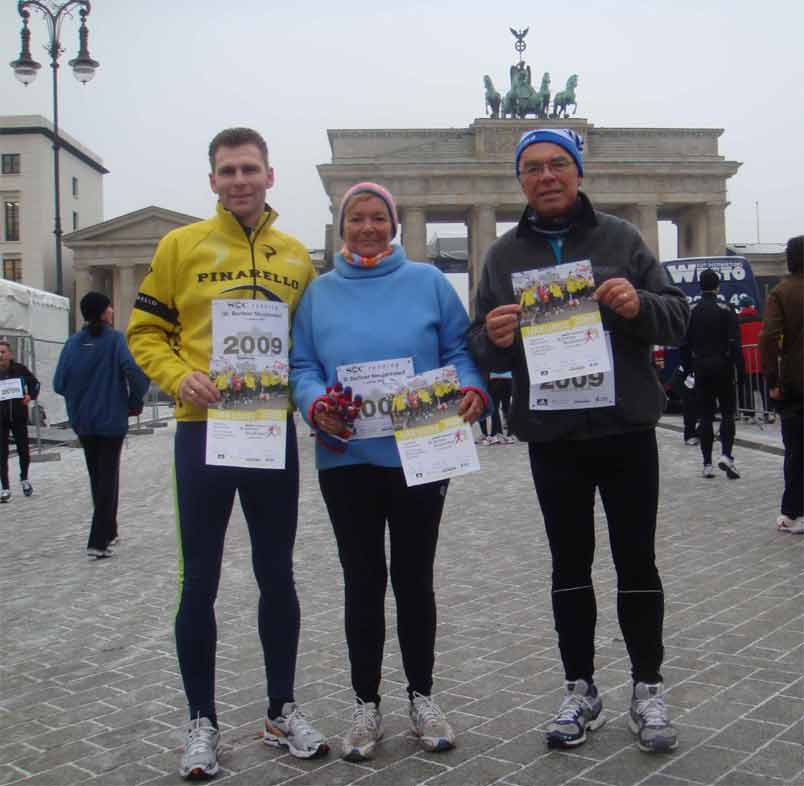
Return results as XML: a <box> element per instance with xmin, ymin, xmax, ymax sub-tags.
<box><xmin>383</xmin><ymin>365</ymin><xmax>480</xmax><ymax>487</ymax></box>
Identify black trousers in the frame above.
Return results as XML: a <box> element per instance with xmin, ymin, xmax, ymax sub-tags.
<box><xmin>79</xmin><ymin>435</ymin><xmax>124</xmax><ymax>550</ymax></box>
<box><xmin>528</xmin><ymin>429</ymin><xmax>664</xmax><ymax>685</ymax></box>
<box><xmin>781</xmin><ymin>408</ymin><xmax>803</xmax><ymax>520</ymax></box>
<box><xmin>0</xmin><ymin>416</ymin><xmax>30</xmax><ymax>489</ymax></box>
<box><xmin>696</xmin><ymin>372</ymin><xmax>736</xmax><ymax>464</ymax></box>
<box><xmin>318</xmin><ymin>464</ymin><xmax>447</xmax><ymax>703</ymax></box>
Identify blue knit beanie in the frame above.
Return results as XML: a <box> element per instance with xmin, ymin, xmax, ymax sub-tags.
<box><xmin>515</xmin><ymin>128</ymin><xmax>584</xmax><ymax>177</ymax></box>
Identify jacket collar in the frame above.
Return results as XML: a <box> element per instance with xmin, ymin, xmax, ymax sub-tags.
<box><xmin>334</xmin><ymin>244</ymin><xmax>406</xmax><ymax>279</ymax></box>
<box><xmin>215</xmin><ymin>202</ymin><xmax>278</xmax><ymax>241</ymax></box>
<box><xmin>515</xmin><ymin>191</ymin><xmax>598</xmax><ymax>239</ymax></box>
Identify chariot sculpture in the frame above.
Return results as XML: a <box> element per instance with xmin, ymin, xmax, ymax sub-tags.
<box><xmin>483</xmin><ymin>28</ymin><xmax>579</xmax><ymax>120</ymax></box>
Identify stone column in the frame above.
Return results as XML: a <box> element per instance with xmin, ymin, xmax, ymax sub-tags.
<box><xmin>675</xmin><ymin>206</ymin><xmax>708</xmax><ymax>258</ymax></box>
<box><xmin>329</xmin><ymin>204</ymin><xmax>341</xmax><ymax>262</ymax></box>
<box><xmin>706</xmin><ymin>203</ymin><xmax>727</xmax><ymax>256</ymax></box>
<box><xmin>116</xmin><ymin>265</ymin><xmax>138</xmax><ymax>333</ymax></box>
<box><xmin>401</xmin><ymin>206</ymin><xmax>428</xmax><ymax>262</ymax></box>
<box><xmin>635</xmin><ymin>202</ymin><xmax>659</xmax><ymax>259</ymax></box>
<box><xmin>466</xmin><ymin>205</ymin><xmax>497</xmax><ymax>312</ymax></box>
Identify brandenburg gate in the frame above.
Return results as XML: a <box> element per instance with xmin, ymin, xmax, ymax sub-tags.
<box><xmin>317</xmin><ymin>117</ymin><xmax>741</xmax><ymax>297</ymax></box>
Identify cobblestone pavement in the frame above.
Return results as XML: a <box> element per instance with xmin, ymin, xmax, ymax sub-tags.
<box><xmin>1</xmin><ymin>417</ymin><xmax>801</xmax><ymax>786</ymax></box>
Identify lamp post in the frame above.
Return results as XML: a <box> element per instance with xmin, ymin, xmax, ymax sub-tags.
<box><xmin>9</xmin><ymin>1</ymin><xmax>99</xmax><ymax>297</ymax></box>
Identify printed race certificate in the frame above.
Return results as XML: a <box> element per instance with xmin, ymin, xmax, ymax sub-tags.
<box><xmin>512</xmin><ymin>259</ymin><xmax>611</xmax><ymax>385</ymax></box>
<box><xmin>336</xmin><ymin>357</ymin><xmax>414</xmax><ymax>440</ymax></box>
<box><xmin>530</xmin><ymin>333</ymin><xmax>616</xmax><ymax>410</ymax></box>
<box><xmin>205</xmin><ymin>299</ymin><xmax>289</xmax><ymax>470</ymax></box>
<box><xmin>384</xmin><ymin>365</ymin><xmax>479</xmax><ymax>487</ymax></box>
<box><xmin>0</xmin><ymin>378</ymin><xmax>23</xmax><ymax>401</ymax></box>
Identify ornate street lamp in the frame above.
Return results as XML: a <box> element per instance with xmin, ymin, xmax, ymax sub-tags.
<box><xmin>9</xmin><ymin>1</ymin><xmax>99</xmax><ymax>296</ymax></box>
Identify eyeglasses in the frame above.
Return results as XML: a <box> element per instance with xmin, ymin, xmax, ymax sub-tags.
<box><xmin>520</xmin><ymin>156</ymin><xmax>574</xmax><ymax>178</ymax></box>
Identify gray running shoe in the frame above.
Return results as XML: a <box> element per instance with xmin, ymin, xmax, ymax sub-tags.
<box><xmin>179</xmin><ymin>716</ymin><xmax>219</xmax><ymax>779</ymax></box>
<box><xmin>263</xmin><ymin>702</ymin><xmax>329</xmax><ymax>759</ymax></box>
<box><xmin>629</xmin><ymin>682</ymin><xmax>678</xmax><ymax>753</ymax></box>
<box><xmin>409</xmin><ymin>693</ymin><xmax>455</xmax><ymax>752</ymax></box>
<box><xmin>718</xmin><ymin>455</ymin><xmax>740</xmax><ymax>479</ymax></box>
<box><xmin>0</xmin><ymin>489</ymin><xmax>10</xmax><ymax>503</ymax></box>
<box><xmin>21</xmin><ymin>480</ymin><xmax>33</xmax><ymax>497</ymax></box>
<box><xmin>545</xmin><ymin>679</ymin><xmax>605</xmax><ymax>748</ymax></box>
<box><xmin>342</xmin><ymin>698</ymin><xmax>383</xmax><ymax>761</ymax></box>
<box><xmin>702</xmin><ymin>464</ymin><xmax>716</xmax><ymax>478</ymax></box>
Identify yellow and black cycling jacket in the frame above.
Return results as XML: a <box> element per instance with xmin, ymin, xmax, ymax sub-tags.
<box><xmin>126</xmin><ymin>202</ymin><xmax>315</xmax><ymax>422</ymax></box>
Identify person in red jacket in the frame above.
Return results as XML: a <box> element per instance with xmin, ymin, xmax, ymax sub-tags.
<box><xmin>736</xmin><ymin>295</ymin><xmax>768</xmax><ymax>420</ymax></box>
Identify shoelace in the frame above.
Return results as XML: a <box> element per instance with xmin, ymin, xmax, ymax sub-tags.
<box><xmin>352</xmin><ymin>700</ymin><xmax>378</xmax><ymax>733</ymax></box>
<box><xmin>555</xmin><ymin>693</ymin><xmax>591</xmax><ymax>723</ymax></box>
<box><xmin>411</xmin><ymin>693</ymin><xmax>445</xmax><ymax>727</ymax></box>
<box><xmin>286</xmin><ymin>707</ymin><xmax>316</xmax><ymax>740</ymax></box>
<box><xmin>634</xmin><ymin>694</ymin><xmax>668</xmax><ymax>727</ymax></box>
<box><xmin>186</xmin><ymin>717</ymin><xmax>216</xmax><ymax>756</ymax></box>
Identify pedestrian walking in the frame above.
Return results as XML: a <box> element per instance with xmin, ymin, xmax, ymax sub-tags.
<box><xmin>468</xmin><ymin>128</ymin><xmax>687</xmax><ymax>753</ymax></box>
<box><xmin>53</xmin><ymin>292</ymin><xmax>149</xmax><ymax>557</ymax></box>
<box><xmin>0</xmin><ymin>339</ymin><xmax>39</xmax><ymax>502</ymax></box>
<box><xmin>681</xmin><ymin>269</ymin><xmax>744</xmax><ymax>479</ymax></box>
<box><xmin>759</xmin><ymin>235</ymin><xmax>803</xmax><ymax>534</ymax></box>
<box><xmin>127</xmin><ymin>127</ymin><xmax>328</xmax><ymax>779</ymax></box>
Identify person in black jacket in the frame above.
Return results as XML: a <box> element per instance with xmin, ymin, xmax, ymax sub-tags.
<box><xmin>468</xmin><ymin>128</ymin><xmax>687</xmax><ymax>755</ymax></box>
<box><xmin>0</xmin><ymin>339</ymin><xmax>39</xmax><ymax>502</ymax></box>
<box><xmin>681</xmin><ymin>269</ymin><xmax>744</xmax><ymax>479</ymax></box>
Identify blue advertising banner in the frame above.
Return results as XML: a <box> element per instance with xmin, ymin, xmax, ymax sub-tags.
<box><xmin>661</xmin><ymin>257</ymin><xmax>761</xmax><ymax>309</ymax></box>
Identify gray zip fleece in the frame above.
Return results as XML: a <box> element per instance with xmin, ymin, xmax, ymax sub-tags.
<box><xmin>467</xmin><ymin>193</ymin><xmax>689</xmax><ymax>443</ymax></box>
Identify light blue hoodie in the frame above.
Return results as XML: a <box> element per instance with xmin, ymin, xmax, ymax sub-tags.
<box><xmin>290</xmin><ymin>245</ymin><xmax>487</xmax><ymax>470</ymax></box>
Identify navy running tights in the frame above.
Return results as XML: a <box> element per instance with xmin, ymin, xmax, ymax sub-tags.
<box><xmin>173</xmin><ymin>418</ymin><xmax>300</xmax><ymax>722</ymax></box>
<box><xmin>528</xmin><ymin>429</ymin><xmax>665</xmax><ymax>685</ymax></box>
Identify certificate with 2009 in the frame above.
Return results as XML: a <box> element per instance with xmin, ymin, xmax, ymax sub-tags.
<box><xmin>512</xmin><ymin>259</ymin><xmax>611</xmax><ymax>385</ymax></box>
<box><xmin>383</xmin><ymin>365</ymin><xmax>479</xmax><ymax>487</ymax></box>
<box><xmin>205</xmin><ymin>299</ymin><xmax>289</xmax><ymax>470</ymax></box>
<box><xmin>337</xmin><ymin>357</ymin><xmax>414</xmax><ymax>440</ymax></box>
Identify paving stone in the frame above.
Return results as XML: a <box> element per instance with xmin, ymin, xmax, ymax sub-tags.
<box><xmin>661</xmin><ymin>745</ymin><xmax>747</xmax><ymax>783</ymax></box>
<box><xmin>745</xmin><ymin>695</ymin><xmax>804</xmax><ymax>726</ymax></box>
<box><xmin>738</xmin><ymin>739</ymin><xmax>804</xmax><ymax>782</ymax></box>
<box><xmin>706</xmin><ymin>717</ymin><xmax>786</xmax><ymax>753</ymax></box>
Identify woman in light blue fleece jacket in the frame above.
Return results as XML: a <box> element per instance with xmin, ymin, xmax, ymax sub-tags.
<box><xmin>290</xmin><ymin>182</ymin><xmax>487</xmax><ymax>762</ymax></box>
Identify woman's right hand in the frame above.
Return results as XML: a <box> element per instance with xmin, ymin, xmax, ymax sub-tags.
<box><xmin>315</xmin><ymin>409</ymin><xmax>348</xmax><ymax>436</ymax></box>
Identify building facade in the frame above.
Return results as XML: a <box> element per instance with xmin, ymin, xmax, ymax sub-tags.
<box><xmin>0</xmin><ymin>114</ymin><xmax>106</xmax><ymax>298</ymax></box>
<box><xmin>318</xmin><ymin>118</ymin><xmax>743</xmax><ymax>302</ymax></box>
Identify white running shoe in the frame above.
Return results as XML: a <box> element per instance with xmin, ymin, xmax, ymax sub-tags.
<box><xmin>21</xmin><ymin>480</ymin><xmax>33</xmax><ymax>497</ymax></box>
<box><xmin>776</xmin><ymin>515</ymin><xmax>804</xmax><ymax>534</ymax></box>
<box><xmin>409</xmin><ymin>693</ymin><xmax>455</xmax><ymax>752</ymax></box>
<box><xmin>717</xmin><ymin>455</ymin><xmax>740</xmax><ymax>479</ymax></box>
<box><xmin>702</xmin><ymin>464</ymin><xmax>716</xmax><ymax>478</ymax></box>
<box><xmin>0</xmin><ymin>489</ymin><xmax>10</xmax><ymax>503</ymax></box>
<box><xmin>342</xmin><ymin>699</ymin><xmax>383</xmax><ymax>761</ymax></box>
<box><xmin>179</xmin><ymin>716</ymin><xmax>219</xmax><ymax>779</ymax></box>
<box><xmin>263</xmin><ymin>702</ymin><xmax>329</xmax><ymax>759</ymax></box>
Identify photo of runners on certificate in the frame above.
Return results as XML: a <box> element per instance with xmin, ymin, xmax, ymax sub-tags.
<box><xmin>382</xmin><ymin>365</ymin><xmax>480</xmax><ymax>487</ymax></box>
<box><xmin>512</xmin><ymin>259</ymin><xmax>611</xmax><ymax>385</ymax></box>
<box><xmin>205</xmin><ymin>299</ymin><xmax>289</xmax><ymax>470</ymax></box>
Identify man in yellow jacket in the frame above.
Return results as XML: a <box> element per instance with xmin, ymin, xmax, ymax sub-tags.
<box><xmin>127</xmin><ymin>127</ymin><xmax>327</xmax><ymax>779</ymax></box>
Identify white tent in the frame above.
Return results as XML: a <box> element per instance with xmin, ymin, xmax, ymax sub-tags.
<box><xmin>0</xmin><ymin>280</ymin><xmax>70</xmax><ymax>425</ymax></box>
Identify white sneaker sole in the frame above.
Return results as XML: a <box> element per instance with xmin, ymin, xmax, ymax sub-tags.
<box><xmin>263</xmin><ymin>730</ymin><xmax>329</xmax><ymax>759</ymax></box>
<box><xmin>341</xmin><ymin>729</ymin><xmax>383</xmax><ymax>762</ymax></box>
<box><xmin>546</xmin><ymin>713</ymin><xmax>606</xmax><ymax>748</ymax></box>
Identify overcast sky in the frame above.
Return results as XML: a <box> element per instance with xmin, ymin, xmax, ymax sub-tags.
<box><xmin>2</xmin><ymin>0</ymin><xmax>801</xmax><ymax>257</ymax></box>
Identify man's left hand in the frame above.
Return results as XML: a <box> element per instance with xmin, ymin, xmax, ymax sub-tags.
<box><xmin>594</xmin><ymin>277</ymin><xmax>641</xmax><ymax>320</ymax></box>
<box><xmin>458</xmin><ymin>390</ymin><xmax>485</xmax><ymax>424</ymax></box>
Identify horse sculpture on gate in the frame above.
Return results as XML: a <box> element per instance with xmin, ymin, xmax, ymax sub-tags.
<box><xmin>552</xmin><ymin>74</ymin><xmax>579</xmax><ymax>118</ymax></box>
<box><xmin>483</xmin><ymin>75</ymin><xmax>501</xmax><ymax>118</ymax></box>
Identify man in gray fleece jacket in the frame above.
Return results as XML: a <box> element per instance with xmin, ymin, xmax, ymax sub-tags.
<box><xmin>468</xmin><ymin>128</ymin><xmax>688</xmax><ymax>755</ymax></box>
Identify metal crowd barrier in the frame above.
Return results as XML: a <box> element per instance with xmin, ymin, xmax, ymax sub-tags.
<box><xmin>735</xmin><ymin>343</ymin><xmax>776</xmax><ymax>428</ymax></box>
